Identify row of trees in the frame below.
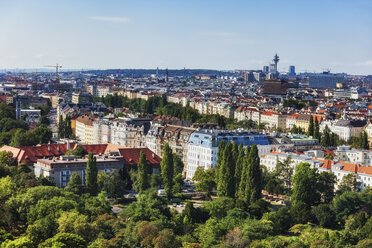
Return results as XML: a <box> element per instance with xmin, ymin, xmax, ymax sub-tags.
<box><xmin>307</xmin><ymin>115</ymin><xmax>320</xmax><ymax>140</ymax></box>
<box><xmin>216</xmin><ymin>141</ymin><xmax>262</xmax><ymax>205</ymax></box>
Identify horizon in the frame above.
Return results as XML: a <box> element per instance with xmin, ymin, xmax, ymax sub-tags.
<box><xmin>1</xmin><ymin>0</ymin><xmax>371</xmax><ymax>75</ymax></box>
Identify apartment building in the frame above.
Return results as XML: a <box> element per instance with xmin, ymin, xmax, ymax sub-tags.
<box><xmin>186</xmin><ymin>130</ymin><xmax>270</xmax><ymax>179</ymax></box>
<box><xmin>76</xmin><ymin>115</ymin><xmax>95</xmax><ymax>144</ymax></box>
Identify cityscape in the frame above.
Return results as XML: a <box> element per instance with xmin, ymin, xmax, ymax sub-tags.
<box><xmin>0</xmin><ymin>0</ymin><xmax>372</xmax><ymax>247</ymax></box>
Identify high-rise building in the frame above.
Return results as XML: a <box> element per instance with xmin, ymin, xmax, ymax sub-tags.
<box><xmin>288</xmin><ymin>65</ymin><xmax>296</xmax><ymax>76</ymax></box>
<box><xmin>263</xmin><ymin>66</ymin><xmax>270</xmax><ymax>73</ymax></box>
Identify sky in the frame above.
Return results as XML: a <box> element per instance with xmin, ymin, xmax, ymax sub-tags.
<box><xmin>0</xmin><ymin>0</ymin><xmax>371</xmax><ymax>75</ymax></box>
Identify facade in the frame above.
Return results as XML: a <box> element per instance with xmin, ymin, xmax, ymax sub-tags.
<box><xmin>186</xmin><ymin>130</ymin><xmax>269</xmax><ymax>179</ymax></box>
<box><xmin>110</xmin><ymin>118</ymin><xmax>151</xmax><ymax>148</ymax></box>
<box><xmin>260</xmin><ymin>111</ymin><xmax>286</xmax><ymax>129</ymax></box>
<box><xmin>364</xmin><ymin>122</ymin><xmax>372</xmax><ymax>147</ymax></box>
<box><xmin>263</xmin><ymin>79</ymin><xmax>287</xmax><ymax>95</ymax></box>
<box><xmin>320</xmin><ymin>119</ymin><xmax>366</xmax><ymax>141</ymax></box>
<box><xmin>286</xmin><ymin>113</ymin><xmax>299</xmax><ymax>130</ymax></box>
<box><xmin>335</xmin><ymin>145</ymin><xmax>372</xmax><ymax>166</ymax></box>
<box><xmin>295</xmin><ymin>114</ymin><xmax>311</xmax><ymax>132</ymax></box>
<box><xmin>72</xmin><ymin>92</ymin><xmax>93</xmax><ymax>105</ymax></box>
<box><xmin>75</xmin><ymin>115</ymin><xmax>95</xmax><ymax>144</ymax></box>
<box><xmin>261</xmin><ymin>152</ymin><xmax>323</xmax><ymax>172</ymax></box>
<box><xmin>34</xmin><ymin>154</ymin><xmax>124</xmax><ymax>188</ymax></box>
<box><xmin>286</xmin><ymin>134</ymin><xmax>320</xmax><ymax>150</ymax></box>
<box><xmin>308</xmin><ymin>72</ymin><xmax>344</xmax><ymax>88</ymax></box>
<box><xmin>93</xmin><ymin>118</ymin><xmax>112</xmax><ymax>144</ymax></box>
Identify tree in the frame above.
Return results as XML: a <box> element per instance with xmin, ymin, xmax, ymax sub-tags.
<box><xmin>311</xmin><ymin>204</ymin><xmax>336</xmax><ymax>228</ymax></box>
<box><xmin>138</xmin><ymin>151</ymin><xmax>150</xmax><ymax>193</ymax></box>
<box><xmin>65</xmin><ymin>115</ymin><xmax>73</xmax><ymax>139</ymax></box>
<box><xmin>245</xmin><ymin>144</ymin><xmax>262</xmax><ymax>203</ymax></box>
<box><xmin>39</xmin><ymin>233</ymin><xmax>86</xmax><ymax>248</ymax></box>
<box><xmin>64</xmin><ymin>172</ymin><xmax>83</xmax><ymax>195</ymax></box>
<box><xmin>314</xmin><ymin>117</ymin><xmax>320</xmax><ymax>141</ymax></box>
<box><xmin>217</xmin><ymin>142</ymin><xmax>235</xmax><ymax>197</ymax></box>
<box><xmin>161</xmin><ymin>143</ymin><xmax>174</xmax><ymax>199</ymax></box>
<box><xmin>10</xmin><ymin>129</ymin><xmax>38</xmax><ymax>147</ymax></box>
<box><xmin>291</xmin><ymin>163</ymin><xmax>320</xmax><ymax>208</ymax></box>
<box><xmin>215</xmin><ymin>139</ymin><xmax>226</xmax><ymax>181</ymax></box>
<box><xmin>238</xmin><ymin>146</ymin><xmax>250</xmax><ymax>201</ymax></box>
<box><xmin>38</xmin><ymin>115</ymin><xmax>50</xmax><ymax>126</ymax></box>
<box><xmin>173</xmin><ymin>173</ymin><xmax>183</xmax><ymax>194</ymax></box>
<box><xmin>321</xmin><ymin>125</ymin><xmax>331</xmax><ymax>147</ymax></box>
<box><xmin>86</xmin><ymin>153</ymin><xmax>98</xmax><ymax>195</ymax></box>
<box><xmin>274</xmin><ymin>155</ymin><xmax>293</xmax><ymax>193</ymax></box>
<box><xmin>173</xmin><ymin>154</ymin><xmax>184</xmax><ymax>175</ymax></box>
<box><xmin>65</xmin><ymin>146</ymin><xmax>87</xmax><ymax>158</ymax></box>
<box><xmin>337</xmin><ymin>173</ymin><xmax>358</xmax><ymax>195</ymax></box>
<box><xmin>1</xmin><ymin>237</ymin><xmax>34</xmax><ymax>248</ymax></box>
<box><xmin>32</xmin><ymin>124</ymin><xmax>52</xmax><ymax>144</ymax></box>
<box><xmin>57</xmin><ymin>115</ymin><xmax>64</xmax><ymax>139</ymax></box>
<box><xmin>0</xmin><ymin>151</ymin><xmax>16</xmax><ymax>167</ymax></box>
<box><xmin>234</xmin><ymin>144</ymin><xmax>244</xmax><ymax>198</ymax></box>
<box><xmin>308</xmin><ymin>115</ymin><xmax>314</xmax><ymax>137</ymax></box>
<box><xmin>193</xmin><ymin>167</ymin><xmax>216</xmax><ymax>197</ymax></box>
<box><xmin>317</xmin><ymin>171</ymin><xmax>337</xmax><ymax>204</ymax></box>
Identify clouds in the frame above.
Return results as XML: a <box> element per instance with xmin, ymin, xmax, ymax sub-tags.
<box><xmin>89</xmin><ymin>16</ymin><xmax>130</xmax><ymax>23</ymax></box>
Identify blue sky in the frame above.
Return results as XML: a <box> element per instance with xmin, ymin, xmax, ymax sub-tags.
<box><xmin>0</xmin><ymin>0</ymin><xmax>371</xmax><ymax>74</ymax></box>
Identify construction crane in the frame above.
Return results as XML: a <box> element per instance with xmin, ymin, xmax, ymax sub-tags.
<box><xmin>45</xmin><ymin>63</ymin><xmax>62</xmax><ymax>84</ymax></box>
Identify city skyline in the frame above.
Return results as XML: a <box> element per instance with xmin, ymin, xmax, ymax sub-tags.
<box><xmin>0</xmin><ymin>0</ymin><xmax>372</xmax><ymax>75</ymax></box>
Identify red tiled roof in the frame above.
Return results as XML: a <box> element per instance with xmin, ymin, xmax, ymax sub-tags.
<box><xmin>358</xmin><ymin>166</ymin><xmax>372</xmax><ymax>175</ymax></box>
<box><xmin>0</xmin><ymin>143</ymin><xmax>72</xmax><ymax>165</ymax></box>
<box><xmin>339</xmin><ymin>161</ymin><xmax>359</xmax><ymax>173</ymax></box>
<box><xmin>118</xmin><ymin>148</ymin><xmax>162</xmax><ymax>167</ymax></box>
<box><xmin>74</xmin><ymin>144</ymin><xmax>108</xmax><ymax>155</ymax></box>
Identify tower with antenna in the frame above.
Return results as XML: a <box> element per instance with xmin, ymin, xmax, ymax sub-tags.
<box><xmin>273</xmin><ymin>53</ymin><xmax>280</xmax><ymax>74</ymax></box>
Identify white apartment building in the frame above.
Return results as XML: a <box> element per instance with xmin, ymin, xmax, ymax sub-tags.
<box><xmin>93</xmin><ymin>119</ymin><xmax>112</xmax><ymax>144</ymax></box>
<box><xmin>262</xmin><ymin>151</ymin><xmax>372</xmax><ymax>190</ymax></box>
<box><xmin>261</xmin><ymin>152</ymin><xmax>323</xmax><ymax>172</ymax></box>
<box><xmin>335</xmin><ymin>145</ymin><xmax>372</xmax><ymax>166</ymax></box>
<box><xmin>187</xmin><ymin>130</ymin><xmax>270</xmax><ymax>179</ymax></box>
<box><xmin>320</xmin><ymin>119</ymin><xmax>366</xmax><ymax>141</ymax></box>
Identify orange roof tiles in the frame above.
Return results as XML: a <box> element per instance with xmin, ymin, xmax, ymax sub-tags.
<box><xmin>358</xmin><ymin>166</ymin><xmax>372</xmax><ymax>175</ymax></box>
<box><xmin>118</xmin><ymin>148</ymin><xmax>162</xmax><ymax>167</ymax></box>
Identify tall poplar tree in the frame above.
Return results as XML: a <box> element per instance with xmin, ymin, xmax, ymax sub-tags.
<box><xmin>234</xmin><ymin>143</ymin><xmax>244</xmax><ymax>198</ymax></box>
<box><xmin>137</xmin><ymin>151</ymin><xmax>150</xmax><ymax>193</ymax></box>
<box><xmin>57</xmin><ymin>115</ymin><xmax>64</xmax><ymax>139</ymax></box>
<box><xmin>215</xmin><ymin>139</ymin><xmax>226</xmax><ymax>182</ymax></box>
<box><xmin>308</xmin><ymin>115</ymin><xmax>314</xmax><ymax>137</ymax></box>
<box><xmin>161</xmin><ymin>143</ymin><xmax>174</xmax><ymax>199</ymax></box>
<box><xmin>238</xmin><ymin>146</ymin><xmax>250</xmax><ymax>201</ymax></box>
<box><xmin>217</xmin><ymin>142</ymin><xmax>235</xmax><ymax>197</ymax></box>
<box><xmin>314</xmin><ymin>117</ymin><xmax>320</xmax><ymax>141</ymax></box>
<box><xmin>321</xmin><ymin>125</ymin><xmax>331</xmax><ymax>147</ymax></box>
<box><xmin>245</xmin><ymin>144</ymin><xmax>262</xmax><ymax>203</ymax></box>
<box><xmin>65</xmin><ymin>115</ymin><xmax>73</xmax><ymax>139</ymax></box>
<box><xmin>86</xmin><ymin>153</ymin><xmax>98</xmax><ymax>195</ymax></box>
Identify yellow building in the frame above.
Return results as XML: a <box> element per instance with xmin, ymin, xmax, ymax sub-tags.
<box><xmin>295</xmin><ymin>114</ymin><xmax>311</xmax><ymax>132</ymax></box>
<box><xmin>75</xmin><ymin>115</ymin><xmax>95</xmax><ymax>144</ymax></box>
